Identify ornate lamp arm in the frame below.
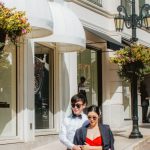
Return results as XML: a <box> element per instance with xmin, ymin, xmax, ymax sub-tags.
<box><xmin>139</xmin><ymin>4</ymin><xmax>150</xmax><ymax>18</ymax></box>
<box><xmin>117</xmin><ymin>5</ymin><xmax>132</xmax><ymax>28</ymax></box>
<box><xmin>137</xmin><ymin>4</ymin><xmax>150</xmax><ymax>27</ymax></box>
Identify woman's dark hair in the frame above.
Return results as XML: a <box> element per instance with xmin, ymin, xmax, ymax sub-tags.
<box><xmin>71</xmin><ymin>93</ymin><xmax>87</xmax><ymax>104</ymax></box>
<box><xmin>87</xmin><ymin>105</ymin><xmax>101</xmax><ymax>116</ymax></box>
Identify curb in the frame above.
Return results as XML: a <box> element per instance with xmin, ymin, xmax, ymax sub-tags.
<box><xmin>132</xmin><ymin>136</ymin><xmax>150</xmax><ymax>150</ymax></box>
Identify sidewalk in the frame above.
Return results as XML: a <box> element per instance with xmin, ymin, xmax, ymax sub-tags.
<box><xmin>32</xmin><ymin>124</ymin><xmax>150</xmax><ymax>150</ymax></box>
<box><xmin>113</xmin><ymin>124</ymin><xmax>150</xmax><ymax>150</ymax></box>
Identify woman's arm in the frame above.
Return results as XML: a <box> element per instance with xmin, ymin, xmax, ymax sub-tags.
<box><xmin>109</xmin><ymin>128</ymin><xmax>114</xmax><ymax>150</ymax></box>
<box><xmin>73</xmin><ymin>129</ymin><xmax>80</xmax><ymax>145</ymax></box>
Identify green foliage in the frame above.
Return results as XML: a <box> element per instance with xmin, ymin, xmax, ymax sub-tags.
<box><xmin>110</xmin><ymin>44</ymin><xmax>150</xmax><ymax>81</ymax></box>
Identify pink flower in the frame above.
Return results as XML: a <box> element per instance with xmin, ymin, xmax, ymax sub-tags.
<box><xmin>0</xmin><ymin>2</ymin><xmax>4</xmax><ymax>6</ymax></box>
<box><xmin>22</xmin><ymin>29</ymin><xmax>27</xmax><ymax>34</ymax></box>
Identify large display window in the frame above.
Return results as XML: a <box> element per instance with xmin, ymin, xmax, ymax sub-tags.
<box><xmin>0</xmin><ymin>45</ymin><xmax>17</xmax><ymax>139</ymax></box>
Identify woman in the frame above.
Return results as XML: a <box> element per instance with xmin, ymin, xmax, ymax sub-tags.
<box><xmin>73</xmin><ymin>105</ymin><xmax>114</xmax><ymax>150</ymax></box>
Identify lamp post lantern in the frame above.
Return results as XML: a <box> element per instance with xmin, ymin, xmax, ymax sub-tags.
<box><xmin>114</xmin><ymin>0</ymin><xmax>150</xmax><ymax>139</ymax></box>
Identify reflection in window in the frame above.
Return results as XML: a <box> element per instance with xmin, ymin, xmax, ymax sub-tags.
<box><xmin>121</xmin><ymin>0</ymin><xmax>131</xmax><ymax>15</ymax></box>
<box><xmin>0</xmin><ymin>46</ymin><xmax>17</xmax><ymax>138</ymax></box>
<box><xmin>139</xmin><ymin>0</ymin><xmax>146</xmax><ymax>15</ymax></box>
<box><xmin>139</xmin><ymin>0</ymin><xmax>145</xmax><ymax>8</ymax></box>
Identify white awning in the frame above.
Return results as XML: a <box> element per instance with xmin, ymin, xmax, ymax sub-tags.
<box><xmin>34</xmin><ymin>1</ymin><xmax>86</xmax><ymax>52</ymax></box>
<box><xmin>2</xmin><ymin>0</ymin><xmax>53</xmax><ymax>38</ymax></box>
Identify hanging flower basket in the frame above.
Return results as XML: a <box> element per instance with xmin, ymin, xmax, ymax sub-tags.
<box><xmin>0</xmin><ymin>2</ymin><xmax>31</xmax><ymax>51</ymax></box>
<box><xmin>0</xmin><ymin>2</ymin><xmax>31</xmax><ymax>69</ymax></box>
<box><xmin>118</xmin><ymin>61</ymin><xmax>145</xmax><ymax>81</ymax></box>
<box><xmin>110</xmin><ymin>44</ymin><xmax>150</xmax><ymax>82</ymax></box>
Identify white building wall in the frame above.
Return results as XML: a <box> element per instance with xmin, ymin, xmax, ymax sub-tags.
<box><xmin>146</xmin><ymin>0</ymin><xmax>150</xmax><ymax>4</ymax></box>
<box><xmin>102</xmin><ymin>0</ymin><xmax>121</xmax><ymax>13</ymax></box>
<box><xmin>68</xmin><ymin>2</ymin><xmax>116</xmax><ymax>32</ymax></box>
<box><xmin>67</xmin><ymin>0</ymin><xmax>148</xmax><ymax>128</ymax></box>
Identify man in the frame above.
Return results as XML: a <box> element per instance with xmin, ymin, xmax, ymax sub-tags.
<box><xmin>59</xmin><ymin>94</ymin><xmax>88</xmax><ymax>150</ymax></box>
<box><xmin>140</xmin><ymin>81</ymin><xmax>149</xmax><ymax>123</ymax></box>
<box><xmin>78</xmin><ymin>76</ymin><xmax>87</xmax><ymax>101</ymax></box>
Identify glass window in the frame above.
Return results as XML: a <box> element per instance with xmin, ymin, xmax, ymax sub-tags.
<box><xmin>34</xmin><ymin>43</ymin><xmax>54</xmax><ymax>130</ymax></box>
<box><xmin>139</xmin><ymin>0</ymin><xmax>145</xmax><ymax>8</ymax></box>
<box><xmin>0</xmin><ymin>45</ymin><xmax>17</xmax><ymax>138</ymax></box>
<box><xmin>87</xmin><ymin>0</ymin><xmax>102</xmax><ymax>7</ymax></box>
<box><xmin>139</xmin><ymin>0</ymin><xmax>146</xmax><ymax>15</ymax></box>
<box><xmin>121</xmin><ymin>0</ymin><xmax>132</xmax><ymax>15</ymax></box>
<box><xmin>77</xmin><ymin>48</ymin><xmax>98</xmax><ymax>106</ymax></box>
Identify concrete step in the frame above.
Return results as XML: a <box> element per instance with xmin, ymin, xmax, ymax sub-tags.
<box><xmin>32</xmin><ymin>141</ymin><xmax>66</xmax><ymax>150</ymax></box>
<box><xmin>0</xmin><ymin>135</ymin><xmax>59</xmax><ymax>150</ymax></box>
<box><xmin>133</xmin><ymin>137</ymin><xmax>150</xmax><ymax>150</ymax></box>
<box><xmin>139</xmin><ymin>141</ymin><xmax>150</xmax><ymax>150</ymax></box>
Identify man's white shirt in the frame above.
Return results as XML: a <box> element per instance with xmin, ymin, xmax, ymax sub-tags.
<box><xmin>59</xmin><ymin>113</ymin><xmax>88</xmax><ymax>149</ymax></box>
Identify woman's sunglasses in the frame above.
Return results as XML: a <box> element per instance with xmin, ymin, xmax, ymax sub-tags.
<box><xmin>88</xmin><ymin>116</ymin><xmax>98</xmax><ymax>120</ymax></box>
<box><xmin>71</xmin><ymin>103</ymin><xmax>82</xmax><ymax>109</ymax></box>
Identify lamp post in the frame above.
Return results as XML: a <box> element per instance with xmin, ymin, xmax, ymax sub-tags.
<box><xmin>114</xmin><ymin>0</ymin><xmax>150</xmax><ymax>138</ymax></box>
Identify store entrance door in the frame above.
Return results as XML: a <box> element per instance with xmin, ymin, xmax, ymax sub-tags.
<box><xmin>77</xmin><ymin>46</ymin><xmax>102</xmax><ymax>107</ymax></box>
<box><xmin>34</xmin><ymin>43</ymin><xmax>54</xmax><ymax>130</ymax></box>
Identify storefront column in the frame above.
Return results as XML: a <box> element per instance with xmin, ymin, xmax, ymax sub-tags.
<box><xmin>103</xmin><ymin>50</ymin><xmax>143</xmax><ymax>128</ymax></box>
<box><xmin>24</xmin><ymin>39</ymin><xmax>35</xmax><ymax>141</ymax></box>
<box><xmin>60</xmin><ymin>52</ymin><xmax>78</xmax><ymax>116</ymax></box>
<box><xmin>102</xmin><ymin>50</ymin><xmax>124</xmax><ymax>128</ymax></box>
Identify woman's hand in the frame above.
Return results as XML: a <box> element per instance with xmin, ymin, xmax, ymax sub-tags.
<box><xmin>72</xmin><ymin>145</ymin><xmax>82</xmax><ymax>150</ymax></box>
<box><xmin>81</xmin><ymin>145</ymin><xmax>90</xmax><ymax>150</ymax></box>
<box><xmin>80</xmin><ymin>143</ymin><xmax>90</xmax><ymax>150</ymax></box>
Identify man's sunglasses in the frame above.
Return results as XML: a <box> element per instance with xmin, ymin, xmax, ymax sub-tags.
<box><xmin>71</xmin><ymin>103</ymin><xmax>82</xmax><ymax>109</ymax></box>
<box><xmin>88</xmin><ymin>116</ymin><xmax>98</xmax><ymax>120</ymax></box>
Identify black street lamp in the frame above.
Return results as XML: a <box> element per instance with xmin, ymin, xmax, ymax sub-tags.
<box><xmin>114</xmin><ymin>0</ymin><xmax>150</xmax><ymax>139</ymax></box>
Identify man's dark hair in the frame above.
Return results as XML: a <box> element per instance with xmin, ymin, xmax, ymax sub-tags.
<box><xmin>71</xmin><ymin>93</ymin><xmax>87</xmax><ymax>104</ymax></box>
<box><xmin>80</xmin><ymin>76</ymin><xmax>86</xmax><ymax>81</ymax></box>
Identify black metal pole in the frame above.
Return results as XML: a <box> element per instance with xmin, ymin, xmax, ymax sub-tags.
<box><xmin>129</xmin><ymin>0</ymin><xmax>143</xmax><ymax>138</ymax></box>
<box><xmin>129</xmin><ymin>75</ymin><xmax>143</xmax><ymax>138</ymax></box>
<box><xmin>131</xmin><ymin>0</ymin><xmax>138</xmax><ymax>42</ymax></box>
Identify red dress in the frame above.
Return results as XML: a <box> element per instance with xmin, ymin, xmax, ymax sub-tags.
<box><xmin>85</xmin><ymin>136</ymin><xmax>103</xmax><ymax>146</ymax></box>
